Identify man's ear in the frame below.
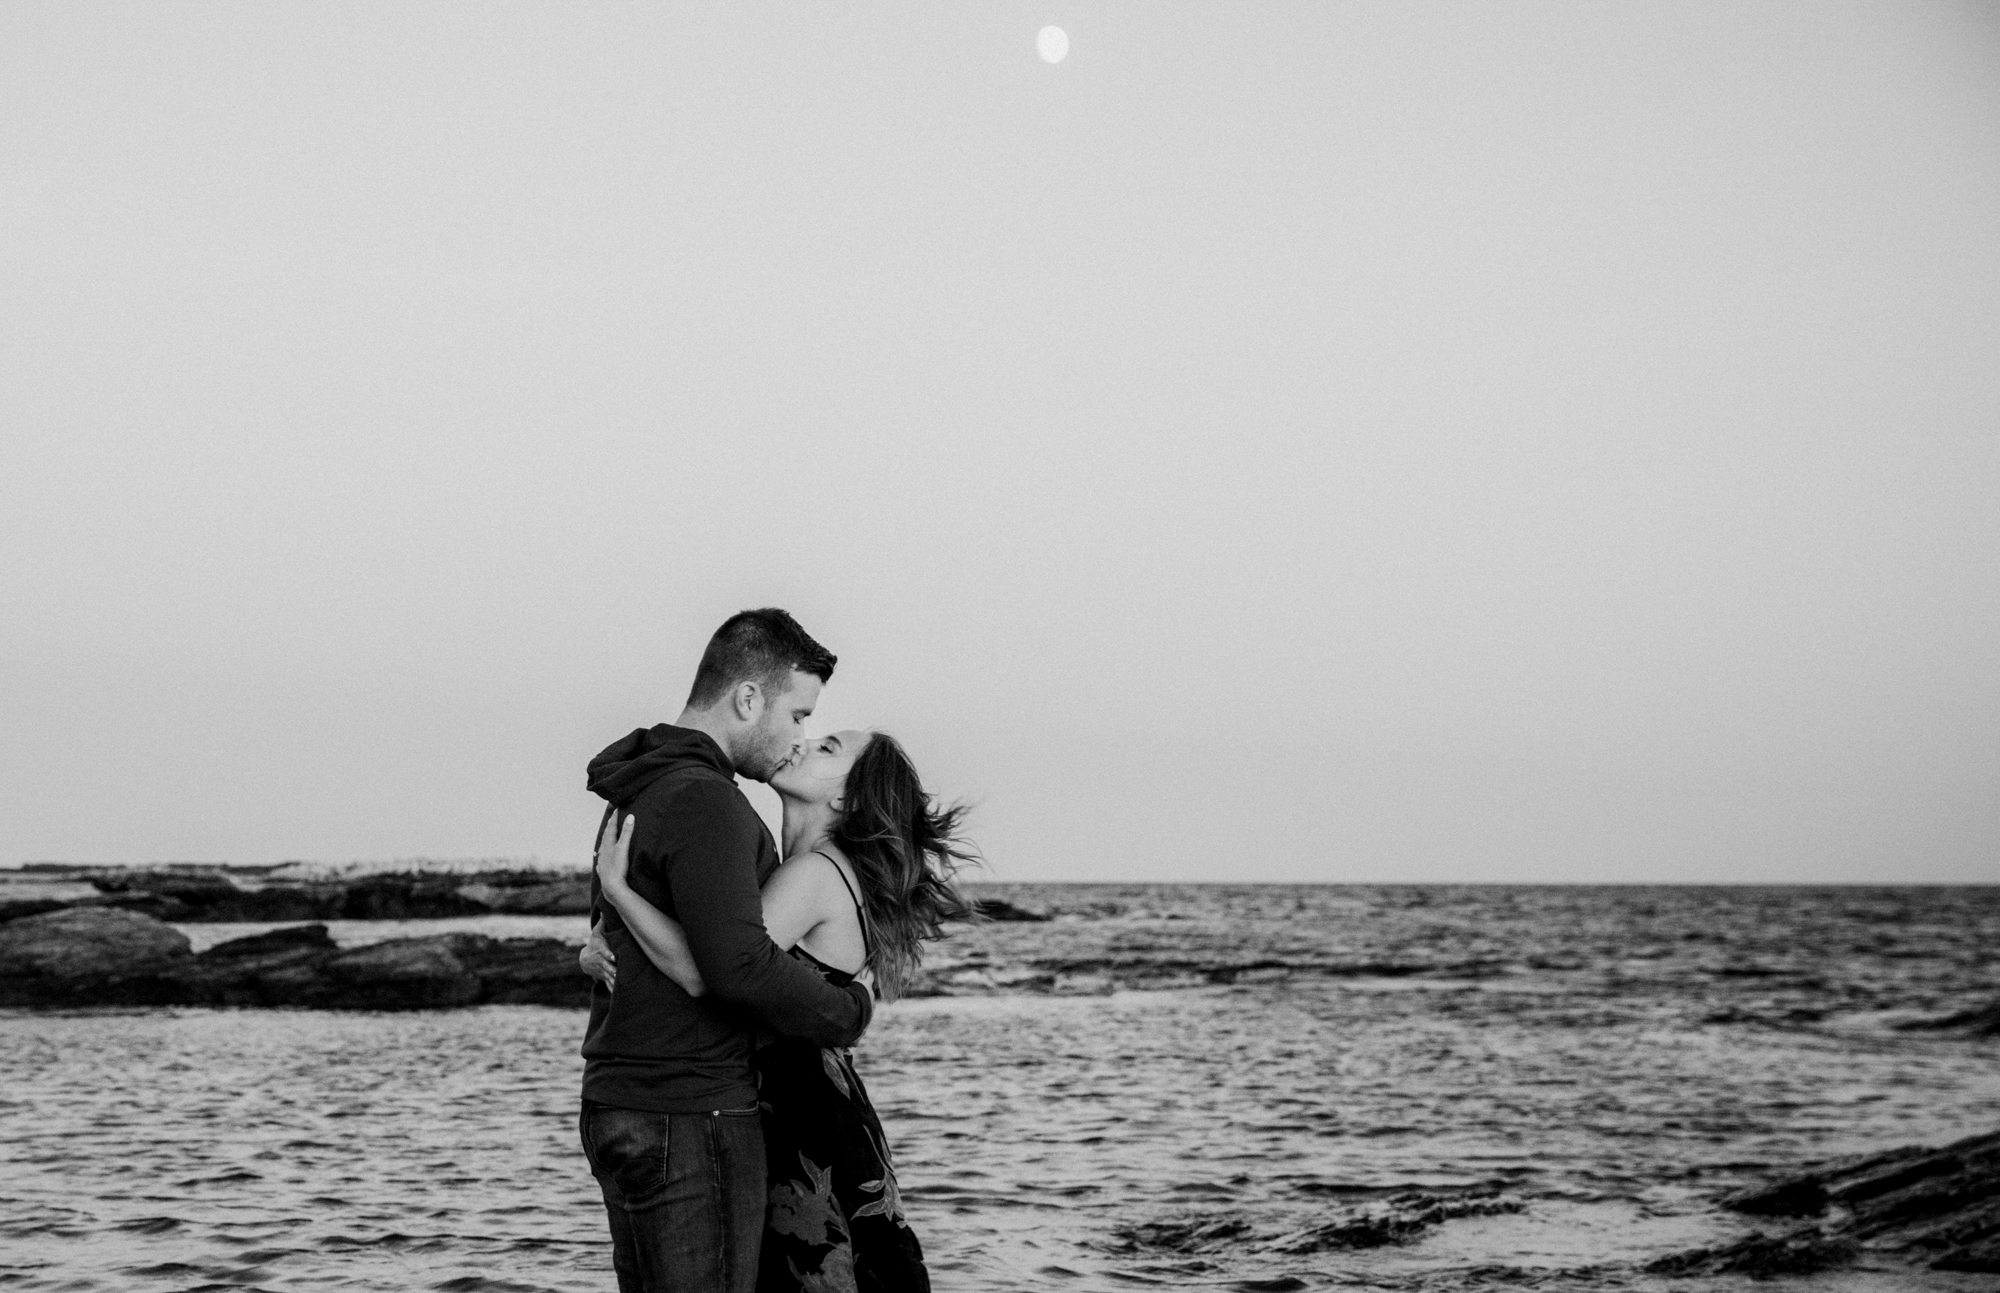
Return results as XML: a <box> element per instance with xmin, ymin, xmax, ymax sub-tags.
<box><xmin>731</xmin><ymin>681</ymin><xmax>762</xmax><ymax>722</ymax></box>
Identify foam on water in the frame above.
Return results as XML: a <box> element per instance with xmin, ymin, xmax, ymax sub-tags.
<box><xmin>3</xmin><ymin>884</ymin><xmax>1997</xmax><ymax>1291</ymax></box>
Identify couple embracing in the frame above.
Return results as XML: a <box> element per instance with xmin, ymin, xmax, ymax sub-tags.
<box><xmin>576</xmin><ymin>608</ymin><xmax>975</xmax><ymax>1293</ymax></box>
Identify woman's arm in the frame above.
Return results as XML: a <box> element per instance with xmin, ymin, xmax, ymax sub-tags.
<box><xmin>595</xmin><ymin>815</ymin><xmax>845</xmax><ymax>989</ymax></box>
<box><xmin>596</xmin><ymin>811</ymin><xmax>708</xmax><ymax>997</ymax></box>
<box><xmin>579</xmin><ymin>915</ymin><xmax>616</xmax><ymax>989</ymax></box>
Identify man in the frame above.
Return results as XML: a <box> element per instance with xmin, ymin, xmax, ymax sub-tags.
<box><xmin>578</xmin><ymin>607</ymin><xmax>872</xmax><ymax>1293</ymax></box>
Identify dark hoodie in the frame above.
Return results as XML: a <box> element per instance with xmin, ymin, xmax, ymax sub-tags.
<box><xmin>580</xmin><ymin>724</ymin><xmax>873</xmax><ymax>1114</ymax></box>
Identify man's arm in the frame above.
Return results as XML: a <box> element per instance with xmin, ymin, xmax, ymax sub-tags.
<box><xmin>662</xmin><ymin>783</ymin><xmax>872</xmax><ymax>1047</ymax></box>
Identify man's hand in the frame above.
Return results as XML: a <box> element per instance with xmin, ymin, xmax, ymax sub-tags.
<box><xmin>579</xmin><ymin>916</ymin><xmax>617</xmax><ymax>990</ymax></box>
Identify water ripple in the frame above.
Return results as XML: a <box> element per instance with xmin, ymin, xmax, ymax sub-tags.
<box><xmin>3</xmin><ymin>885</ymin><xmax>1998</xmax><ymax>1291</ymax></box>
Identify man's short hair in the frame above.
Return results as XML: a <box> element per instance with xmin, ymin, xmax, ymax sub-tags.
<box><xmin>686</xmin><ymin>608</ymin><xmax>837</xmax><ymax>709</ymax></box>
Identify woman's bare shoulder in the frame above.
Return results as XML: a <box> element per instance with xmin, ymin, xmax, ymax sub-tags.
<box><xmin>764</xmin><ymin>849</ymin><xmax>861</xmax><ymax>947</ymax></box>
<box><xmin>770</xmin><ymin>849</ymin><xmax>838</xmax><ymax>896</ymax></box>
<box><xmin>776</xmin><ymin>845</ymin><xmax>852</xmax><ymax>884</ymax></box>
<box><xmin>773</xmin><ymin>847</ymin><xmax>862</xmax><ymax>907</ymax></box>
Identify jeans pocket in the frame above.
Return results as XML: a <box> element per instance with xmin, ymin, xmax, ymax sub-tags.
<box><xmin>583</xmin><ymin>1105</ymin><xmax>671</xmax><ymax>1210</ymax></box>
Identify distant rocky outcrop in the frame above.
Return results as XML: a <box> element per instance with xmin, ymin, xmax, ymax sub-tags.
<box><xmin>12</xmin><ymin>867</ymin><xmax>1044</xmax><ymax>927</ymax></box>
<box><xmin>0</xmin><ymin>889</ymin><xmax>185</xmax><ymax>924</ymax></box>
<box><xmin>58</xmin><ymin>867</ymin><xmax>594</xmax><ymax>922</ymax></box>
<box><xmin>969</xmin><ymin>897</ymin><xmax>1048</xmax><ymax>922</ymax></box>
<box><xmin>454</xmin><ymin>878</ymin><xmax>595</xmax><ymax>916</ymax></box>
<box><xmin>0</xmin><ymin>907</ymin><xmax>193</xmax><ymax>985</ymax></box>
<box><xmin>1649</xmin><ymin>1129</ymin><xmax>2000</xmax><ymax>1276</ymax></box>
<box><xmin>0</xmin><ymin>908</ymin><xmax>589</xmax><ymax>1010</ymax></box>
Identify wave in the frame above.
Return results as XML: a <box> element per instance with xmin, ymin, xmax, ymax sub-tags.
<box><xmin>908</xmin><ymin>955</ymin><xmax>1510</xmax><ymax>996</ymax></box>
<box><xmin>1104</xmin><ymin>1188</ymin><xmax>1525</xmax><ymax>1261</ymax></box>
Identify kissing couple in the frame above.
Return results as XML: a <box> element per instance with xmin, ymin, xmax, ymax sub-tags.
<box><xmin>576</xmin><ymin>607</ymin><xmax>977</xmax><ymax>1293</ymax></box>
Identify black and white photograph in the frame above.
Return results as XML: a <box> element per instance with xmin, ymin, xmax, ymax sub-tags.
<box><xmin>3</xmin><ymin>4</ymin><xmax>1998</xmax><ymax>1291</ymax></box>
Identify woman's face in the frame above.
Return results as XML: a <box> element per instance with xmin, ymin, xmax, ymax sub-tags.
<box><xmin>770</xmin><ymin>729</ymin><xmax>872</xmax><ymax>808</ymax></box>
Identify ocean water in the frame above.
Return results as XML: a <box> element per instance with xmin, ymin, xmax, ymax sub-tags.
<box><xmin>3</xmin><ymin>884</ymin><xmax>1997</xmax><ymax>1292</ymax></box>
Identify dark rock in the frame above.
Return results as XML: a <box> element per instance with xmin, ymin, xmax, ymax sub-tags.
<box><xmin>337</xmin><ymin>876</ymin><xmax>490</xmax><ymax>920</ymax></box>
<box><xmin>41</xmin><ymin>866</ymin><xmax>592</xmax><ymax>922</ymax></box>
<box><xmin>95</xmin><ymin>873</ymin><xmax>240</xmax><ymax>906</ymax></box>
<box><xmin>971</xmin><ymin>898</ymin><xmax>1048</xmax><ymax>922</ymax></box>
<box><xmin>0</xmin><ymin>898</ymin><xmax>74</xmax><ymax>923</ymax></box>
<box><xmin>1269</xmin><ymin>1190</ymin><xmax>1522</xmax><ymax>1252</ymax></box>
<box><xmin>201</xmin><ymin>936</ymin><xmax>484</xmax><ymax>1010</ymax></box>
<box><xmin>1109</xmin><ymin>1215</ymin><xmax>1252</xmax><ymax>1254</ymax></box>
<box><xmin>90</xmin><ymin>870</ymin><xmax>337</xmax><ymax>921</ymax></box>
<box><xmin>456</xmin><ymin>877</ymin><xmax>593</xmax><ymax>916</ymax></box>
<box><xmin>1644</xmin><ymin>1232</ymin><xmax>1858</xmax><ymax>1277</ymax></box>
<box><xmin>202</xmin><ymin>924</ymin><xmax>337</xmax><ymax>959</ymax></box>
<box><xmin>1108</xmin><ymin>1192</ymin><xmax>1524</xmax><ymax>1264</ymax></box>
<box><xmin>1656</xmin><ymin>1129</ymin><xmax>2000</xmax><ymax>1276</ymax></box>
<box><xmin>1896</xmin><ymin>1001</ymin><xmax>2000</xmax><ymax>1037</ymax></box>
<box><xmin>1720</xmin><ymin>1177</ymin><xmax>1827</xmax><ymax>1216</ymax></box>
<box><xmin>0</xmin><ymin>910</ymin><xmax>588</xmax><ymax>1011</ymax></box>
<box><xmin>0</xmin><ymin>891</ymin><xmax>191</xmax><ymax>923</ymax></box>
<box><xmin>0</xmin><ymin>907</ymin><xmax>194</xmax><ymax>1007</ymax></box>
<box><xmin>0</xmin><ymin>906</ymin><xmax>191</xmax><ymax>978</ymax></box>
<box><xmin>99</xmin><ymin>891</ymin><xmax>195</xmax><ymax>920</ymax></box>
<box><xmin>318</xmin><ymin>940</ymin><xmax>482</xmax><ymax>1009</ymax></box>
<box><xmin>220</xmin><ymin>886</ymin><xmax>344</xmax><ymax>922</ymax></box>
<box><xmin>1934</xmin><ymin>1233</ymin><xmax>2000</xmax><ymax>1272</ymax></box>
<box><xmin>444</xmin><ymin>933</ymin><xmax>593</xmax><ymax>1006</ymax></box>
<box><xmin>171</xmin><ymin>925</ymin><xmax>344</xmax><ymax>1008</ymax></box>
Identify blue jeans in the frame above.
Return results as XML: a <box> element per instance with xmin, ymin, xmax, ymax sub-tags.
<box><xmin>580</xmin><ymin>1101</ymin><xmax>767</xmax><ymax>1293</ymax></box>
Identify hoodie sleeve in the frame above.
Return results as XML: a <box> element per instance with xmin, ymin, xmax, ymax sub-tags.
<box><xmin>659</xmin><ymin>781</ymin><xmax>872</xmax><ymax>1047</ymax></box>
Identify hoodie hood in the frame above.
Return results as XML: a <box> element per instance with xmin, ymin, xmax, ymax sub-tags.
<box><xmin>586</xmin><ymin>724</ymin><xmax>735</xmax><ymax>807</ymax></box>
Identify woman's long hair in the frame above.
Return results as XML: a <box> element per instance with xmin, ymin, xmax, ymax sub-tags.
<box><xmin>829</xmin><ymin>732</ymin><xmax>979</xmax><ymax>1001</ymax></box>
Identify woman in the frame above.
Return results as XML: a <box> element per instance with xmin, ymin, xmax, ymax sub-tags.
<box><xmin>581</xmin><ymin>729</ymin><xmax>976</xmax><ymax>1293</ymax></box>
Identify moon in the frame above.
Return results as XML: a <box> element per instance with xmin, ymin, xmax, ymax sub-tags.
<box><xmin>1038</xmin><ymin>26</ymin><xmax>1068</xmax><ymax>64</ymax></box>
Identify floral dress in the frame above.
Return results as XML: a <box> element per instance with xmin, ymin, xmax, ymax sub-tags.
<box><xmin>754</xmin><ymin>867</ymin><xmax>929</xmax><ymax>1293</ymax></box>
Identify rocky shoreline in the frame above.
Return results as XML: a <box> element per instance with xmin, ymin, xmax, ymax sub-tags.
<box><xmin>0</xmin><ymin>907</ymin><xmax>587</xmax><ymax>1010</ymax></box>
<box><xmin>0</xmin><ymin>869</ymin><xmax>1049</xmax><ymax>1010</ymax></box>
<box><xmin>1106</xmin><ymin>1131</ymin><xmax>2000</xmax><ymax>1279</ymax></box>
<box><xmin>1648</xmin><ymin>1128</ymin><xmax>2000</xmax><ymax>1276</ymax></box>
<box><xmin>0</xmin><ymin>865</ymin><xmax>1049</xmax><ymax>926</ymax></box>
<box><xmin>0</xmin><ymin>864</ymin><xmax>595</xmax><ymax>923</ymax></box>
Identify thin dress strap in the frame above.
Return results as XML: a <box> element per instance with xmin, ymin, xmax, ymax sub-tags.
<box><xmin>813</xmin><ymin>849</ymin><xmax>870</xmax><ymax>957</ymax></box>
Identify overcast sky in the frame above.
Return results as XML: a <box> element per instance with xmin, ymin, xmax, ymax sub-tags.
<box><xmin>4</xmin><ymin>3</ymin><xmax>1997</xmax><ymax>883</ymax></box>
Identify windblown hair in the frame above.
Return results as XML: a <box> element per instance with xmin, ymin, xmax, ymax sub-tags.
<box><xmin>831</xmin><ymin>733</ymin><xmax>980</xmax><ymax>1001</ymax></box>
<box><xmin>686</xmin><ymin>608</ymin><xmax>836</xmax><ymax>709</ymax></box>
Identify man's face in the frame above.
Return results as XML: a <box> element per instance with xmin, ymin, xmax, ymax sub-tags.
<box><xmin>740</xmin><ymin>669</ymin><xmax>822</xmax><ymax>783</ymax></box>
